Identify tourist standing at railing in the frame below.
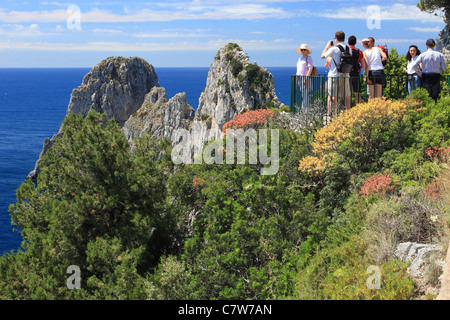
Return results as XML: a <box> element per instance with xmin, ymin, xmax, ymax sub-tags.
<box><xmin>362</xmin><ymin>37</ymin><xmax>387</xmax><ymax>100</ymax></box>
<box><xmin>348</xmin><ymin>36</ymin><xmax>365</xmax><ymax>105</ymax></box>
<box><xmin>296</xmin><ymin>44</ymin><xmax>314</xmax><ymax>110</ymax></box>
<box><xmin>409</xmin><ymin>39</ymin><xmax>446</xmax><ymax>102</ymax></box>
<box><xmin>321</xmin><ymin>31</ymin><xmax>352</xmax><ymax>116</ymax></box>
<box><xmin>404</xmin><ymin>45</ymin><xmax>422</xmax><ymax>95</ymax></box>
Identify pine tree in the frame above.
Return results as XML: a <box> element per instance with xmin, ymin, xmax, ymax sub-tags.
<box><xmin>417</xmin><ymin>0</ymin><xmax>450</xmax><ymax>23</ymax></box>
<box><xmin>1</xmin><ymin>110</ymin><xmax>174</xmax><ymax>299</ymax></box>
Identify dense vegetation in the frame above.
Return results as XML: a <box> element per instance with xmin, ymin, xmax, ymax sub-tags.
<box><xmin>1</xmin><ymin>54</ymin><xmax>450</xmax><ymax>300</ymax></box>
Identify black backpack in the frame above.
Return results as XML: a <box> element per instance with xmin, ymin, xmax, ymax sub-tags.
<box><xmin>333</xmin><ymin>44</ymin><xmax>353</xmax><ymax>74</ymax></box>
<box><xmin>350</xmin><ymin>48</ymin><xmax>361</xmax><ymax>75</ymax></box>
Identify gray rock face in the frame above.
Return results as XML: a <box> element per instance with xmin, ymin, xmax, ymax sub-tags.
<box><xmin>197</xmin><ymin>43</ymin><xmax>281</xmax><ymax>129</ymax></box>
<box><xmin>67</xmin><ymin>56</ymin><xmax>160</xmax><ymax>126</ymax></box>
<box><xmin>436</xmin><ymin>24</ymin><xmax>450</xmax><ymax>63</ymax></box>
<box><xmin>122</xmin><ymin>87</ymin><xmax>195</xmax><ymax>142</ymax></box>
<box><xmin>395</xmin><ymin>242</ymin><xmax>446</xmax><ymax>297</ymax></box>
<box><xmin>122</xmin><ymin>43</ymin><xmax>282</xmax><ymax>164</ymax></box>
<box><xmin>395</xmin><ymin>242</ymin><xmax>445</xmax><ymax>279</ymax></box>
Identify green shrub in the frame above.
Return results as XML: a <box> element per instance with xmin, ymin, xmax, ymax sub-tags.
<box><xmin>145</xmin><ymin>255</ymin><xmax>201</xmax><ymax>300</ymax></box>
<box><xmin>293</xmin><ymin>236</ymin><xmax>415</xmax><ymax>300</ymax></box>
<box><xmin>363</xmin><ymin>186</ymin><xmax>445</xmax><ymax>264</ymax></box>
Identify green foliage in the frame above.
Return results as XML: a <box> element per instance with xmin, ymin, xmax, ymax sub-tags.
<box><xmin>1</xmin><ymin>80</ymin><xmax>449</xmax><ymax>300</ymax></box>
<box><xmin>363</xmin><ymin>186</ymin><xmax>444</xmax><ymax>264</ymax></box>
<box><xmin>1</xmin><ymin>110</ymin><xmax>175</xmax><ymax>299</ymax></box>
<box><xmin>383</xmin><ymin>48</ymin><xmax>408</xmax><ymax>99</ymax></box>
<box><xmin>294</xmin><ymin>235</ymin><xmax>415</xmax><ymax>300</ymax></box>
<box><xmin>225</xmin><ymin>54</ymin><xmax>244</xmax><ymax>78</ymax></box>
<box><xmin>293</xmin><ymin>88</ymin><xmax>450</xmax><ymax>300</ymax></box>
<box><xmin>167</xmin><ymin>128</ymin><xmax>327</xmax><ymax>299</ymax></box>
<box><xmin>181</xmin><ymin>168</ymin><xmax>321</xmax><ymax>299</ymax></box>
<box><xmin>417</xmin><ymin>0</ymin><xmax>450</xmax><ymax>17</ymax></box>
<box><xmin>145</xmin><ymin>255</ymin><xmax>201</xmax><ymax>300</ymax></box>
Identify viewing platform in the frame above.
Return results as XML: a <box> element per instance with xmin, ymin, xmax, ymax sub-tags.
<box><xmin>290</xmin><ymin>74</ymin><xmax>450</xmax><ymax>125</ymax></box>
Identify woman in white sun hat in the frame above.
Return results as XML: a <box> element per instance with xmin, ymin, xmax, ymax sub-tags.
<box><xmin>295</xmin><ymin>44</ymin><xmax>315</xmax><ymax>110</ymax></box>
<box><xmin>296</xmin><ymin>44</ymin><xmax>314</xmax><ymax>76</ymax></box>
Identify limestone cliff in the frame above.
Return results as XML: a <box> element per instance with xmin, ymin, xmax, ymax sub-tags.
<box><xmin>67</xmin><ymin>56</ymin><xmax>160</xmax><ymax>126</ymax></box>
<box><xmin>122</xmin><ymin>43</ymin><xmax>282</xmax><ymax>164</ymax></box>
<box><xmin>436</xmin><ymin>24</ymin><xmax>450</xmax><ymax>62</ymax></box>
<box><xmin>122</xmin><ymin>87</ymin><xmax>195</xmax><ymax>142</ymax></box>
<box><xmin>28</xmin><ymin>44</ymin><xmax>282</xmax><ymax>178</ymax></box>
<box><xmin>197</xmin><ymin>43</ymin><xmax>281</xmax><ymax>129</ymax></box>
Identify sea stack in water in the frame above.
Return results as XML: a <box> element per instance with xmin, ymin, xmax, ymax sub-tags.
<box><xmin>27</xmin><ymin>56</ymin><xmax>160</xmax><ymax>180</ymax></box>
<box><xmin>67</xmin><ymin>56</ymin><xmax>160</xmax><ymax>126</ymax></box>
<box><xmin>28</xmin><ymin>44</ymin><xmax>282</xmax><ymax>179</ymax></box>
<box><xmin>197</xmin><ymin>43</ymin><xmax>281</xmax><ymax>128</ymax></box>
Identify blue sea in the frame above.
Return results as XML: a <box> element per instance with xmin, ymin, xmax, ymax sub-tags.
<box><xmin>0</xmin><ymin>66</ymin><xmax>322</xmax><ymax>255</ymax></box>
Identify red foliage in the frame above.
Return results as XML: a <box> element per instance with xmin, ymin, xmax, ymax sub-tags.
<box><xmin>425</xmin><ymin>179</ymin><xmax>442</xmax><ymax>201</ymax></box>
<box><xmin>360</xmin><ymin>173</ymin><xmax>395</xmax><ymax>197</ymax></box>
<box><xmin>425</xmin><ymin>146</ymin><xmax>450</xmax><ymax>161</ymax></box>
<box><xmin>222</xmin><ymin>109</ymin><xmax>274</xmax><ymax>134</ymax></box>
<box><xmin>193</xmin><ymin>177</ymin><xmax>202</xmax><ymax>190</ymax></box>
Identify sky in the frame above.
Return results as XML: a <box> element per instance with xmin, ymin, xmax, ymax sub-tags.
<box><xmin>0</xmin><ymin>0</ymin><xmax>446</xmax><ymax>68</ymax></box>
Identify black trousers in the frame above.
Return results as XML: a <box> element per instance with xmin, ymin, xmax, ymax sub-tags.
<box><xmin>421</xmin><ymin>73</ymin><xmax>441</xmax><ymax>102</ymax></box>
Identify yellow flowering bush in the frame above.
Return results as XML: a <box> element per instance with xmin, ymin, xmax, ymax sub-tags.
<box><xmin>299</xmin><ymin>98</ymin><xmax>421</xmax><ymax>175</ymax></box>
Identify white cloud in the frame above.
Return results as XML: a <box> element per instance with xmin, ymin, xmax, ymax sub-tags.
<box><xmin>377</xmin><ymin>38</ymin><xmax>428</xmax><ymax>45</ymax></box>
<box><xmin>408</xmin><ymin>26</ymin><xmax>443</xmax><ymax>33</ymax></box>
<box><xmin>318</xmin><ymin>4</ymin><xmax>444</xmax><ymax>23</ymax></box>
<box><xmin>0</xmin><ymin>38</ymin><xmax>297</xmax><ymax>52</ymax></box>
<box><xmin>0</xmin><ymin>3</ymin><xmax>294</xmax><ymax>24</ymax></box>
<box><xmin>0</xmin><ymin>23</ymin><xmax>59</xmax><ymax>37</ymax></box>
<box><xmin>132</xmin><ymin>31</ymin><xmax>213</xmax><ymax>38</ymax></box>
<box><xmin>92</xmin><ymin>28</ymin><xmax>124</xmax><ymax>34</ymax></box>
<box><xmin>0</xmin><ymin>9</ymin><xmax>65</xmax><ymax>23</ymax></box>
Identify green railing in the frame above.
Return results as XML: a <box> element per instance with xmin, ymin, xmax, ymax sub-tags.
<box><xmin>290</xmin><ymin>74</ymin><xmax>450</xmax><ymax>125</ymax></box>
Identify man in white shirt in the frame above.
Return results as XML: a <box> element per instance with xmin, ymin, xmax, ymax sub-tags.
<box><xmin>321</xmin><ymin>31</ymin><xmax>351</xmax><ymax>116</ymax></box>
<box><xmin>409</xmin><ymin>38</ymin><xmax>446</xmax><ymax>102</ymax></box>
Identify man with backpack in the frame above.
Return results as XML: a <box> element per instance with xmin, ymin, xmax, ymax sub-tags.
<box><xmin>348</xmin><ymin>35</ymin><xmax>366</xmax><ymax>105</ymax></box>
<box><xmin>321</xmin><ymin>31</ymin><xmax>352</xmax><ymax>116</ymax></box>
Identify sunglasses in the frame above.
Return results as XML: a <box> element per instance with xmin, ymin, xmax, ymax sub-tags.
<box><xmin>301</xmin><ymin>49</ymin><xmax>308</xmax><ymax>52</ymax></box>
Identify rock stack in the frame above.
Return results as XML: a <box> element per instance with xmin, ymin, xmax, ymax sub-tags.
<box><xmin>28</xmin><ymin>43</ymin><xmax>283</xmax><ymax>178</ymax></box>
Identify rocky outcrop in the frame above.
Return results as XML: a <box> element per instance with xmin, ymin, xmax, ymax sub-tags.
<box><xmin>122</xmin><ymin>87</ymin><xmax>195</xmax><ymax>142</ymax></box>
<box><xmin>28</xmin><ymin>44</ymin><xmax>283</xmax><ymax>178</ymax></box>
<box><xmin>123</xmin><ymin>43</ymin><xmax>282</xmax><ymax>164</ymax></box>
<box><xmin>27</xmin><ymin>56</ymin><xmax>161</xmax><ymax>179</ymax></box>
<box><xmin>67</xmin><ymin>56</ymin><xmax>160</xmax><ymax>126</ymax></box>
<box><xmin>395</xmin><ymin>242</ymin><xmax>446</xmax><ymax>297</ymax></box>
<box><xmin>197</xmin><ymin>43</ymin><xmax>281</xmax><ymax>129</ymax></box>
<box><xmin>436</xmin><ymin>24</ymin><xmax>450</xmax><ymax>62</ymax></box>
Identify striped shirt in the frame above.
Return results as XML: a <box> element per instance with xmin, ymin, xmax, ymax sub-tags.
<box><xmin>411</xmin><ymin>49</ymin><xmax>446</xmax><ymax>75</ymax></box>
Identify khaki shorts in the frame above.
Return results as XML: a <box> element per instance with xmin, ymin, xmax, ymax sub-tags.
<box><xmin>327</xmin><ymin>75</ymin><xmax>351</xmax><ymax>98</ymax></box>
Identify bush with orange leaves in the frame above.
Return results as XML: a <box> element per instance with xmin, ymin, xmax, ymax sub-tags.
<box><xmin>222</xmin><ymin>109</ymin><xmax>275</xmax><ymax>134</ymax></box>
<box><xmin>299</xmin><ymin>98</ymin><xmax>422</xmax><ymax>175</ymax></box>
<box><xmin>360</xmin><ymin>173</ymin><xmax>396</xmax><ymax>197</ymax></box>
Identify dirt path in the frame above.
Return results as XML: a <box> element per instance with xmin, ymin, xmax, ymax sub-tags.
<box><xmin>437</xmin><ymin>244</ymin><xmax>450</xmax><ymax>300</ymax></box>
